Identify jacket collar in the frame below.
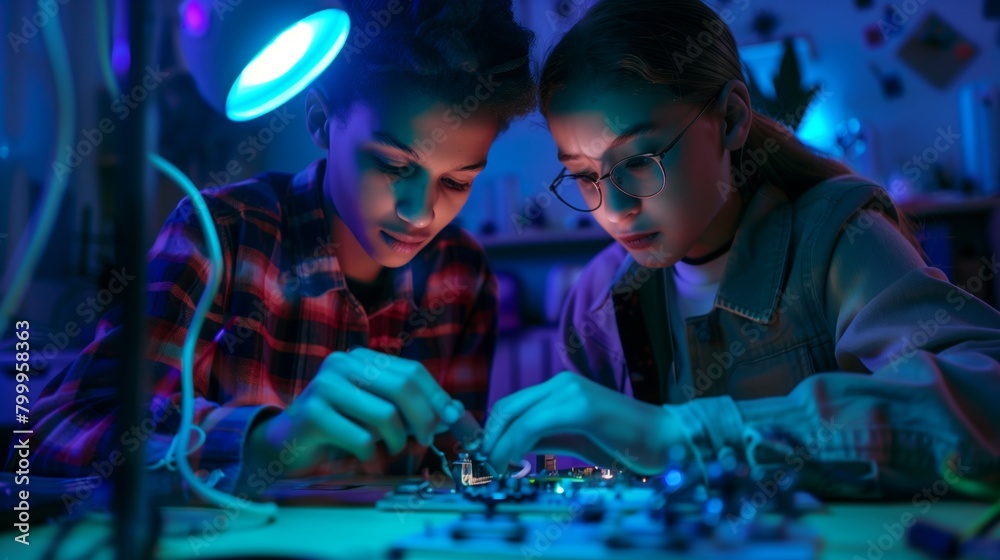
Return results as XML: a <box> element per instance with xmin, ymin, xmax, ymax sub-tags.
<box><xmin>715</xmin><ymin>183</ymin><xmax>793</xmax><ymax>324</ymax></box>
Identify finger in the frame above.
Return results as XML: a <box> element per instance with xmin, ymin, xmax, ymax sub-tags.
<box><xmin>486</xmin><ymin>397</ymin><xmax>578</xmax><ymax>471</ymax></box>
<box><xmin>300</xmin><ymin>398</ymin><xmax>376</xmax><ymax>461</ymax></box>
<box><xmin>482</xmin><ymin>376</ymin><xmax>565</xmax><ymax>453</ymax></box>
<box><xmin>326</xmin><ymin>351</ymin><xmax>439</xmax><ymax>444</ymax></box>
<box><xmin>319</xmin><ymin>374</ymin><xmax>408</xmax><ymax>456</ymax></box>
<box><xmin>344</xmin><ymin>349</ymin><xmax>454</xmax><ymax>443</ymax></box>
<box><xmin>349</xmin><ymin>347</ymin><xmax>461</xmax><ymax>421</ymax></box>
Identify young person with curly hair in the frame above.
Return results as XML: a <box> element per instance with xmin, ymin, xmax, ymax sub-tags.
<box><xmin>17</xmin><ymin>0</ymin><xmax>536</xmax><ymax>492</ymax></box>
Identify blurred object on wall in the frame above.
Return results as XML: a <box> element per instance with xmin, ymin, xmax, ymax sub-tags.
<box><xmin>741</xmin><ymin>36</ymin><xmax>840</xmax><ymax>154</ymax></box>
<box><xmin>836</xmin><ymin>118</ymin><xmax>879</xmax><ymax>179</ymax></box>
<box><xmin>960</xmin><ymin>82</ymin><xmax>1000</xmax><ymax>196</ymax></box>
<box><xmin>467</xmin><ymin>176</ymin><xmax>496</xmax><ymax>236</ymax></box>
<box><xmin>744</xmin><ymin>37</ymin><xmax>819</xmax><ymax>131</ymax></box>
<box><xmin>496</xmin><ymin>174</ymin><xmax>533</xmax><ymax>236</ymax></box>
<box><xmin>157</xmin><ymin>72</ymin><xmax>250</xmax><ymax>186</ymax></box>
<box><xmin>564</xmin><ymin>212</ymin><xmax>597</xmax><ymax>231</ymax></box>
<box><xmin>984</xmin><ymin>0</ymin><xmax>1000</xmax><ymax>19</ymax></box>
<box><xmin>496</xmin><ymin>270</ymin><xmax>522</xmax><ymax>333</ymax></box>
<box><xmin>898</xmin><ymin>13</ymin><xmax>979</xmax><ymax>90</ymax></box>
<box><xmin>750</xmin><ymin>10</ymin><xmax>780</xmax><ymax>41</ymax></box>
<box><xmin>863</xmin><ymin>22</ymin><xmax>887</xmax><ymax>48</ymax></box>
<box><xmin>544</xmin><ymin>264</ymin><xmax>584</xmax><ymax>324</ymax></box>
<box><xmin>870</xmin><ymin>62</ymin><xmax>905</xmax><ymax>99</ymax></box>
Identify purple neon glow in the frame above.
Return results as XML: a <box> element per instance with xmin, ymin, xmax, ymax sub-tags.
<box><xmin>181</xmin><ymin>0</ymin><xmax>210</xmax><ymax>37</ymax></box>
<box><xmin>112</xmin><ymin>0</ymin><xmax>130</xmax><ymax>76</ymax></box>
<box><xmin>112</xmin><ymin>39</ymin><xmax>130</xmax><ymax>76</ymax></box>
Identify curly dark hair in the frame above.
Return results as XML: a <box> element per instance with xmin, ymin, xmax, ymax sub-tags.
<box><xmin>315</xmin><ymin>0</ymin><xmax>536</xmax><ymax>132</ymax></box>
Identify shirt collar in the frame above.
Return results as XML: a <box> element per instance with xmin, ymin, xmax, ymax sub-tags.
<box><xmin>284</xmin><ymin>159</ymin><xmax>417</xmax><ymax>311</ymax></box>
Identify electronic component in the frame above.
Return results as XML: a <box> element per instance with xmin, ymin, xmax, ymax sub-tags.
<box><xmin>452</xmin><ymin>452</ymin><xmax>495</xmax><ymax>488</ymax></box>
<box><xmin>383</xmin><ymin>450</ymin><xmax>823</xmax><ymax>559</ymax></box>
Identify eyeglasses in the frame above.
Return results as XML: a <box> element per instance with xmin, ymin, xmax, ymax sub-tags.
<box><xmin>548</xmin><ymin>97</ymin><xmax>716</xmax><ymax>212</ymax></box>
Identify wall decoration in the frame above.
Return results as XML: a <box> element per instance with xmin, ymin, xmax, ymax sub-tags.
<box><xmin>751</xmin><ymin>11</ymin><xmax>781</xmax><ymax>40</ymax></box>
<box><xmin>897</xmin><ymin>13</ymin><xmax>980</xmax><ymax>89</ymax></box>
<box><xmin>870</xmin><ymin>62</ymin><xmax>905</xmax><ymax>99</ymax></box>
<box><xmin>864</xmin><ymin>22</ymin><xmax>886</xmax><ymax>48</ymax></box>
<box><xmin>744</xmin><ymin>37</ymin><xmax>820</xmax><ymax>131</ymax></box>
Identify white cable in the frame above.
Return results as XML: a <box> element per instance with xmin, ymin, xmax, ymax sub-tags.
<box><xmin>146</xmin><ymin>425</ymin><xmax>206</xmax><ymax>471</ymax></box>
<box><xmin>510</xmin><ymin>460</ymin><xmax>531</xmax><ymax>479</ymax></box>
<box><xmin>150</xmin><ymin>154</ymin><xmax>277</xmax><ymax>520</ymax></box>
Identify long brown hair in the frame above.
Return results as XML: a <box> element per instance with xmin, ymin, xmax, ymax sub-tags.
<box><xmin>540</xmin><ymin>0</ymin><xmax>859</xmax><ymax>201</ymax></box>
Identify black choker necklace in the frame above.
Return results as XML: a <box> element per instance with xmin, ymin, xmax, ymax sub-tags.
<box><xmin>681</xmin><ymin>238</ymin><xmax>734</xmax><ymax>266</ymax></box>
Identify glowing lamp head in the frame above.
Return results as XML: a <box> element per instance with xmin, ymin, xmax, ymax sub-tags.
<box><xmin>179</xmin><ymin>1</ymin><xmax>350</xmax><ymax>122</ymax></box>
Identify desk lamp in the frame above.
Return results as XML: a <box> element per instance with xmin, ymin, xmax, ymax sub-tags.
<box><xmin>178</xmin><ymin>0</ymin><xmax>351</xmax><ymax>121</ymax></box>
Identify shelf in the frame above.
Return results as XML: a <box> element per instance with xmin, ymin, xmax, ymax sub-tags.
<box><xmin>479</xmin><ymin>228</ymin><xmax>612</xmax><ymax>250</ymax></box>
<box><xmin>898</xmin><ymin>193</ymin><xmax>1000</xmax><ymax>217</ymax></box>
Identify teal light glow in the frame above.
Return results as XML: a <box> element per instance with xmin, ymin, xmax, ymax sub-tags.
<box><xmin>795</xmin><ymin>103</ymin><xmax>838</xmax><ymax>154</ymax></box>
<box><xmin>240</xmin><ymin>22</ymin><xmax>314</xmax><ymax>87</ymax></box>
<box><xmin>740</xmin><ymin>37</ymin><xmax>839</xmax><ymax>155</ymax></box>
<box><xmin>227</xmin><ymin>9</ymin><xmax>350</xmax><ymax>121</ymax></box>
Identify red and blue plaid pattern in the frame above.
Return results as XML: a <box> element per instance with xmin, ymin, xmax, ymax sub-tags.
<box><xmin>12</xmin><ymin>160</ymin><xmax>497</xmax><ymax>487</ymax></box>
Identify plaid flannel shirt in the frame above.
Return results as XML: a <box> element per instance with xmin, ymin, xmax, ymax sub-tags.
<box><xmin>13</xmin><ymin>159</ymin><xmax>497</xmax><ymax>491</ymax></box>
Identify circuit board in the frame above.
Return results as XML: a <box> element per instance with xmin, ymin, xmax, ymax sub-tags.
<box><xmin>382</xmin><ymin>458</ymin><xmax>822</xmax><ymax>560</ymax></box>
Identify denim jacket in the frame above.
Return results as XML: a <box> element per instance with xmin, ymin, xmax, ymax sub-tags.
<box><xmin>558</xmin><ymin>175</ymin><xmax>1000</xmax><ymax>498</ymax></box>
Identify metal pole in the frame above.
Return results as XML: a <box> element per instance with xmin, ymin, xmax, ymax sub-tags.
<box><xmin>114</xmin><ymin>0</ymin><xmax>154</xmax><ymax>557</ymax></box>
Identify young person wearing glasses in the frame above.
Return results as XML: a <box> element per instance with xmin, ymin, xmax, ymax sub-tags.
<box><xmin>481</xmin><ymin>0</ymin><xmax>1000</xmax><ymax>498</ymax></box>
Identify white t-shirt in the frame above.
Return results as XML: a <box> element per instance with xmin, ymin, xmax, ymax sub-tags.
<box><xmin>672</xmin><ymin>249</ymin><xmax>731</xmax><ymax>319</ymax></box>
